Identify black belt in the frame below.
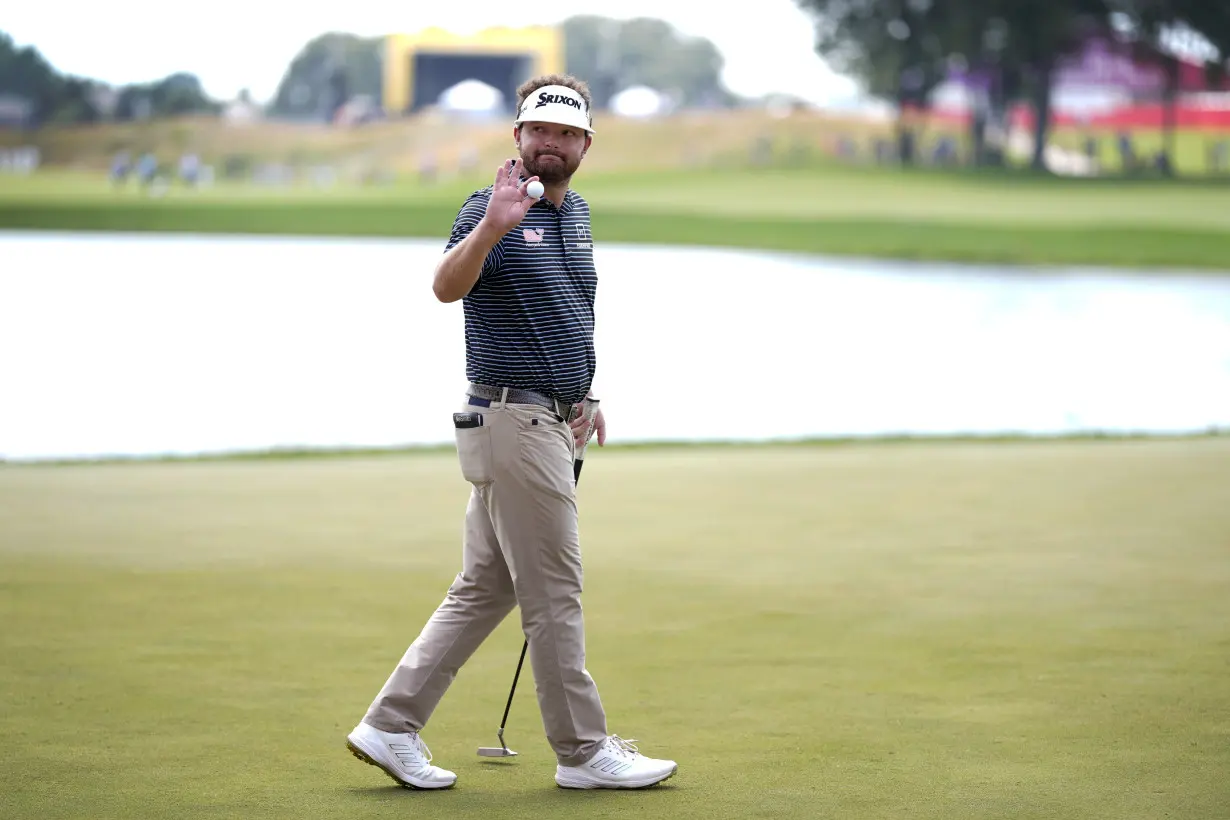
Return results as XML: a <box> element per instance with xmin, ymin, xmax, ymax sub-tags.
<box><xmin>467</xmin><ymin>382</ymin><xmax>574</xmax><ymax>420</ymax></box>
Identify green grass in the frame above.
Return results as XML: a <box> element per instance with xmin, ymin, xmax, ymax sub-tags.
<box><xmin>3</xmin><ymin>165</ymin><xmax>1230</xmax><ymax>269</ymax></box>
<box><xmin>2</xmin><ymin>440</ymin><xmax>1229</xmax><ymax>819</ymax></box>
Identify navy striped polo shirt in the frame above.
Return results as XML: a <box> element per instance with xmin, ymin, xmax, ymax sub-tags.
<box><xmin>444</xmin><ymin>185</ymin><xmax>598</xmax><ymax>405</ymax></box>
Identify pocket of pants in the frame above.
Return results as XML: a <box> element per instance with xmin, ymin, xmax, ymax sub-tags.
<box><xmin>511</xmin><ymin>410</ymin><xmax>575</xmax><ymax>497</ymax></box>
<box><xmin>455</xmin><ymin>426</ymin><xmax>494</xmax><ymax>485</ymax></box>
<box><xmin>507</xmin><ymin>403</ymin><xmax>566</xmax><ymax>430</ymax></box>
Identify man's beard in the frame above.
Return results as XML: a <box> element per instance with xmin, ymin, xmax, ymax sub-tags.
<box><xmin>523</xmin><ymin>150</ymin><xmax>580</xmax><ymax>184</ymax></box>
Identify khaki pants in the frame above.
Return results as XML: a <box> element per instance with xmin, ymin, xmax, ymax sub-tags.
<box><xmin>362</xmin><ymin>395</ymin><xmax>608</xmax><ymax>768</ymax></box>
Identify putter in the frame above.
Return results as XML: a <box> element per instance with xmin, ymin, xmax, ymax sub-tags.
<box><xmin>476</xmin><ymin>638</ymin><xmax>527</xmax><ymax>758</ymax></box>
<box><xmin>477</xmin><ymin>398</ymin><xmax>600</xmax><ymax>760</ymax></box>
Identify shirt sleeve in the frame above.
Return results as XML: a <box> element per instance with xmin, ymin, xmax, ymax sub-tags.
<box><xmin>445</xmin><ymin>191</ymin><xmax>505</xmax><ymax>286</ymax></box>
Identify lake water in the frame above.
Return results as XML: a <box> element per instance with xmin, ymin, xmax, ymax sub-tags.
<box><xmin>2</xmin><ymin>230</ymin><xmax>1229</xmax><ymax>461</ymax></box>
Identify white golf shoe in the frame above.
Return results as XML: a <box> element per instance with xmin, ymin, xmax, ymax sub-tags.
<box><xmin>345</xmin><ymin>721</ymin><xmax>457</xmax><ymax>790</ymax></box>
<box><xmin>555</xmin><ymin>735</ymin><xmax>678</xmax><ymax>790</ymax></box>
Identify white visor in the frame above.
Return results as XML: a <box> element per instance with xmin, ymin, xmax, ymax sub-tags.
<box><xmin>514</xmin><ymin>84</ymin><xmax>595</xmax><ymax>134</ymax></box>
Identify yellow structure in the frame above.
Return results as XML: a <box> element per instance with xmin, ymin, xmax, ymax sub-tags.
<box><xmin>382</xmin><ymin>26</ymin><xmax>564</xmax><ymax>114</ymax></box>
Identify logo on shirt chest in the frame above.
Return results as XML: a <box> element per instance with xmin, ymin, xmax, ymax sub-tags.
<box><xmin>573</xmin><ymin>224</ymin><xmax>592</xmax><ymax>249</ymax></box>
<box><xmin>522</xmin><ymin>227</ymin><xmax>545</xmax><ymax>246</ymax></box>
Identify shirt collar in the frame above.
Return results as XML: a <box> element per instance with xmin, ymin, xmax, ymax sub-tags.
<box><xmin>521</xmin><ymin>181</ymin><xmax>574</xmax><ymax>214</ymax></box>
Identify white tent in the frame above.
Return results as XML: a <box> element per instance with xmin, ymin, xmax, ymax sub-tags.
<box><xmin>438</xmin><ymin>80</ymin><xmax>504</xmax><ymax>114</ymax></box>
<box><xmin>611</xmin><ymin>85</ymin><xmax>670</xmax><ymax>118</ymax></box>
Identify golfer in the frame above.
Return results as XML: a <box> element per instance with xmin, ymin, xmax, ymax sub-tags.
<box><xmin>345</xmin><ymin>74</ymin><xmax>678</xmax><ymax>791</ymax></box>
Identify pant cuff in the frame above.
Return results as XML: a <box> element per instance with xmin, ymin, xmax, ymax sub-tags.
<box><xmin>362</xmin><ymin>715</ymin><xmax>419</xmax><ymax>734</ymax></box>
<box><xmin>557</xmin><ymin>739</ymin><xmax>607</xmax><ymax>768</ymax></box>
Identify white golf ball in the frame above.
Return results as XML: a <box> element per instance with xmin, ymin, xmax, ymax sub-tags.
<box><xmin>527</xmin><ymin>180</ymin><xmax>545</xmax><ymax>199</ymax></box>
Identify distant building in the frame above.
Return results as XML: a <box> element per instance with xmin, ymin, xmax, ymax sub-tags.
<box><xmin>0</xmin><ymin>95</ymin><xmax>34</xmax><ymax>129</ymax></box>
<box><xmin>334</xmin><ymin>94</ymin><xmax>382</xmax><ymax>125</ymax></box>
<box><xmin>89</xmin><ymin>87</ymin><xmax>120</xmax><ymax>120</ymax></box>
<box><xmin>935</xmin><ymin>30</ymin><xmax>1230</xmax><ymax>121</ymax></box>
<box><xmin>224</xmin><ymin>97</ymin><xmax>262</xmax><ymax>126</ymax></box>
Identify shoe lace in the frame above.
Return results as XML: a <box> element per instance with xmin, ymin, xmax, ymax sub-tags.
<box><xmin>393</xmin><ymin>731</ymin><xmax>432</xmax><ymax>764</ymax></box>
<box><xmin>412</xmin><ymin>733</ymin><xmax>433</xmax><ymax>764</ymax></box>
<box><xmin>608</xmin><ymin>735</ymin><xmax>640</xmax><ymax>759</ymax></box>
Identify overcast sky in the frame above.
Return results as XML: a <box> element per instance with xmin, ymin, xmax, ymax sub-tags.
<box><xmin>3</xmin><ymin>0</ymin><xmax>862</xmax><ymax>105</ymax></box>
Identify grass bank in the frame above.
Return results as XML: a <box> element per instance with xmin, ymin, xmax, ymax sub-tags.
<box><xmin>6</xmin><ymin>428</ymin><xmax>1228</xmax><ymax>466</ymax></box>
<box><xmin>5</xmin><ymin>200</ymin><xmax>1229</xmax><ymax>268</ymax></box>
<box><xmin>2</xmin><ymin>440</ymin><xmax>1228</xmax><ymax>819</ymax></box>
<box><xmin>3</xmin><ymin>165</ymin><xmax>1229</xmax><ymax>269</ymax></box>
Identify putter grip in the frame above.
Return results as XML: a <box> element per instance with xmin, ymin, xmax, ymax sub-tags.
<box><xmin>576</xmin><ymin>398</ymin><xmax>600</xmax><ymax>461</ymax></box>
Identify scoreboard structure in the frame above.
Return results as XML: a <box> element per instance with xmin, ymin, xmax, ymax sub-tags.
<box><xmin>382</xmin><ymin>26</ymin><xmax>564</xmax><ymax>115</ymax></box>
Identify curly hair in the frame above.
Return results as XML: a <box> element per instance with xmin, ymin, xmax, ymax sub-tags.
<box><xmin>515</xmin><ymin>73</ymin><xmax>594</xmax><ymax>114</ymax></box>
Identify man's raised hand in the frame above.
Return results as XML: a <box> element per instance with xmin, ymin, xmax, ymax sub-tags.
<box><xmin>483</xmin><ymin>158</ymin><xmax>540</xmax><ymax>235</ymax></box>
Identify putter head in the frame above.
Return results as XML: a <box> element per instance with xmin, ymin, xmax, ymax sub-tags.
<box><xmin>477</xmin><ymin>746</ymin><xmax>518</xmax><ymax>758</ymax></box>
<box><xmin>478</xmin><ymin>726</ymin><xmax>517</xmax><ymax>758</ymax></box>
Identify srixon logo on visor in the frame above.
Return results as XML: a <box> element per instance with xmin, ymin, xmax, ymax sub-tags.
<box><xmin>534</xmin><ymin>92</ymin><xmax>584</xmax><ymax>111</ymax></box>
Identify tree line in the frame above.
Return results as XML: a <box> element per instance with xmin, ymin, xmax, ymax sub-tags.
<box><xmin>266</xmin><ymin>16</ymin><xmax>739</xmax><ymax>119</ymax></box>
<box><xmin>0</xmin><ymin>31</ymin><xmax>218</xmax><ymax>126</ymax></box>
<box><xmin>7</xmin><ymin>5</ymin><xmax>1228</xmax><ymax>174</ymax></box>
<box><xmin>794</xmin><ymin>0</ymin><xmax>1230</xmax><ymax>169</ymax></box>
<box><xmin>0</xmin><ymin>17</ymin><xmax>739</xmax><ymax>128</ymax></box>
